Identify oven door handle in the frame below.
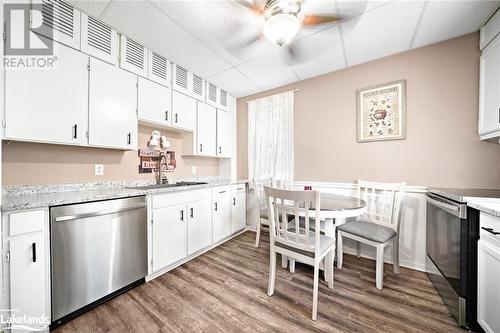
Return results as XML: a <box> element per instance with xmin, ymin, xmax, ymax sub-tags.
<box><xmin>427</xmin><ymin>196</ymin><xmax>466</xmax><ymax>219</ymax></box>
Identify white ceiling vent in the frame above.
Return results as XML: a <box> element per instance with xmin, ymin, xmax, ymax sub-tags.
<box><xmin>220</xmin><ymin>89</ymin><xmax>227</xmax><ymax>107</ymax></box>
<box><xmin>175</xmin><ymin>65</ymin><xmax>188</xmax><ymax>90</ymax></box>
<box><xmin>35</xmin><ymin>0</ymin><xmax>81</xmax><ymax>49</ymax></box>
<box><xmin>81</xmin><ymin>13</ymin><xmax>118</xmax><ymax>65</ymax></box>
<box><xmin>192</xmin><ymin>74</ymin><xmax>203</xmax><ymax>97</ymax></box>
<box><xmin>208</xmin><ymin>83</ymin><xmax>217</xmax><ymax>103</ymax></box>
<box><xmin>151</xmin><ymin>52</ymin><xmax>167</xmax><ymax>80</ymax></box>
<box><xmin>119</xmin><ymin>35</ymin><xmax>148</xmax><ymax>76</ymax></box>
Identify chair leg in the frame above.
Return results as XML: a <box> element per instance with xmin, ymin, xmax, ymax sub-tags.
<box><xmin>312</xmin><ymin>262</ymin><xmax>320</xmax><ymax>321</ymax></box>
<box><xmin>289</xmin><ymin>259</ymin><xmax>295</xmax><ymax>273</ymax></box>
<box><xmin>255</xmin><ymin>220</ymin><xmax>261</xmax><ymax>248</ymax></box>
<box><xmin>393</xmin><ymin>236</ymin><xmax>400</xmax><ymax>275</ymax></box>
<box><xmin>337</xmin><ymin>231</ymin><xmax>343</xmax><ymax>269</ymax></box>
<box><xmin>376</xmin><ymin>244</ymin><xmax>385</xmax><ymax>290</ymax></box>
<box><xmin>281</xmin><ymin>255</ymin><xmax>288</xmax><ymax>269</ymax></box>
<box><xmin>356</xmin><ymin>241</ymin><xmax>361</xmax><ymax>258</ymax></box>
<box><xmin>268</xmin><ymin>248</ymin><xmax>276</xmax><ymax>296</ymax></box>
<box><xmin>327</xmin><ymin>249</ymin><xmax>334</xmax><ymax>289</ymax></box>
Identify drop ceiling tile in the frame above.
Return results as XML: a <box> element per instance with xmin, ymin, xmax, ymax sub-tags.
<box><xmin>100</xmin><ymin>0</ymin><xmax>232</xmax><ymax>78</ymax></box>
<box><xmin>342</xmin><ymin>0</ymin><xmax>425</xmax><ymax>66</ymax></box>
<box><xmin>66</xmin><ymin>0</ymin><xmax>109</xmax><ymax>18</ymax></box>
<box><xmin>412</xmin><ymin>1</ymin><xmax>500</xmax><ymax>49</ymax></box>
<box><xmin>207</xmin><ymin>68</ymin><xmax>261</xmax><ymax>98</ymax></box>
<box><xmin>237</xmin><ymin>49</ymin><xmax>299</xmax><ymax>91</ymax></box>
<box><xmin>291</xmin><ymin>25</ymin><xmax>346</xmax><ymax>80</ymax></box>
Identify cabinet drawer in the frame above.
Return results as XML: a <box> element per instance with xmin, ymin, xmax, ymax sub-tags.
<box><xmin>9</xmin><ymin>210</ymin><xmax>46</xmax><ymax>237</ymax></box>
<box><xmin>153</xmin><ymin>189</ymin><xmax>211</xmax><ymax>209</ymax></box>
<box><xmin>480</xmin><ymin>212</ymin><xmax>500</xmax><ymax>247</ymax></box>
<box><xmin>212</xmin><ymin>186</ymin><xmax>230</xmax><ymax>199</ymax></box>
<box><xmin>231</xmin><ymin>184</ymin><xmax>246</xmax><ymax>195</ymax></box>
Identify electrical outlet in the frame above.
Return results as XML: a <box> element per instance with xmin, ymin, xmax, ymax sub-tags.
<box><xmin>95</xmin><ymin>164</ymin><xmax>104</xmax><ymax>176</ymax></box>
<box><xmin>192</xmin><ymin>166</ymin><xmax>197</xmax><ymax>175</ymax></box>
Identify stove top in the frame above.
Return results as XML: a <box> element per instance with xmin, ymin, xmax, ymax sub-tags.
<box><xmin>429</xmin><ymin>188</ymin><xmax>500</xmax><ymax>203</ymax></box>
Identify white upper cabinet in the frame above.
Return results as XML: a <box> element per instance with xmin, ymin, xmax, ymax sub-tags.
<box><xmin>5</xmin><ymin>43</ymin><xmax>88</xmax><ymax>145</ymax></box>
<box><xmin>88</xmin><ymin>57</ymin><xmax>138</xmax><ymax>150</ymax></box>
<box><xmin>138</xmin><ymin>77</ymin><xmax>171</xmax><ymax>127</ymax></box>
<box><xmin>480</xmin><ymin>9</ymin><xmax>500</xmax><ymax>50</ymax></box>
<box><xmin>479</xmin><ymin>34</ymin><xmax>500</xmax><ymax>140</ymax></box>
<box><xmin>197</xmin><ymin>102</ymin><xmax>217</xmax><ymax>156</ymax></box>
<box><xmin>119</xmin><ymin>35</ymin><xmax>148</xmax><ymax>77</ymax></box>
<box><xmin>33</xmin><ymin>0</ymin><xmax>81</xmax><ymax>50</ymax></box>
<box><xmin>148</xmin><ymin>51</ymin><xmax>171</xmax><ymax>87</ymax></box>
<box><xmin>173</xmin><ymin>64</ymin><xmax>205</xmax><ymax>101</ymax></box>
<box><xmin>81</xmin><ymin>13</ymin><xmax>118</xmax><ymax>65</ymax></box>
<box><xmin>206</xmin><ymin>82</ymin><xmax>229</xmax><ymax>111</ymax></box>
<box><xmin>171</xmin><ymin>90</ymin><xmax>196</xmax><ymax>132</ymax></box>
<box><xmin>216</xmin><ymin>109</ymin><xmax>232</xmax><ymax>158</ymax></box>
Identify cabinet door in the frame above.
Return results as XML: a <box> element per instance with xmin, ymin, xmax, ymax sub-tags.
<box><xmin>9</xmin><ymin>233</ymin><xmax>48</xmax><ymax>331</ymax></box>
<box><xmin>187</xmin><ymin>199</ymin><xmax>212</xmax><ymax>255</ymax></box>
<box><xmin>216</xmin><ymin>109</ymin><xmax>231</xmax><ymax>157</ymax></box>
<box><xmin>138</xmin><ymin>77</ymin><xmax>171</xmax><ymax>126</ymax></box>
<box><xmin>478</xmin><ymin>239</ymin><xmax>500</xmax><ymax>333</ymax></box>
<box><xmin>197</xmin><ymin>102</ymin><xmax>217</xmax><ymax>156</ymax></box>
<box><xmin>89</xmin><ymin>57</ymin><xmax>138</xmax><ymax>150</ymax></box>
<box><xmin>231</xmin><ymin>192</ymin><xmax>246</xmax><ymax>233</ymax></box>
<box><xmin>152</xmin><ymin>204</ymin><xmax>187</xmax><ymax>272</ymax></box>
<box><xmin>212</xmin><ymin>191</ymin><xmax>231</xmax><ymax>243</ymax></box>
<box><xmin>5</xmin><ymin>44</ymin><xmax>88</xmax><ymax>145</ymax></box>
<box><xmin>172</xmin><ymin>91</ymin><xmax>196</xmax><ymax>131</ymax></box>
<box><xmin>479</xmin><ymin>35</ymin><xmax>500</xmax><ymax>136</ymax></box>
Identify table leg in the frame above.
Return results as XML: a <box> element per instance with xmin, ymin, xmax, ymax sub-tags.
<box><xmin>324</xmin><ymin>218</ymin><xmax>334</xmax><ymax>288</ymax></box>
<box><xmin>335</xmin><ymin>217</ymin><xmax>346</xmax><ymax>264</ymax></box>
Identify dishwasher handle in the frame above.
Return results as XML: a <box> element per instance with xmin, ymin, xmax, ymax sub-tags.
<box><xmin>55</xmin><ymin>203</ymin><xmax>146</xmax><ymax>222</ymax></box>
<box><xmin>427</xmin><ymin>194</ymin><xmax>467</xmax><ymax>219</ymax></box>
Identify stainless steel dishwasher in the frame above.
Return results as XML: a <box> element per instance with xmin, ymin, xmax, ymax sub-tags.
<box><xmin>50</xmin><ymin>196</ymin><xmax>147</xmax><ymax>326</ymax></box>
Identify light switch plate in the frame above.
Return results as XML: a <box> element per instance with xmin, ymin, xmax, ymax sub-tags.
<box><xmin>192</xmin><ymin>166</ymin><xmax>197</xmax><ymax>175</ymax></box>
<box><xmin>95</xmin><ymin>164</ymin><xmax>104</xmax><ymax>176</ymax></box>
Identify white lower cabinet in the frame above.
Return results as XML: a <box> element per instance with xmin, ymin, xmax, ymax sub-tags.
<box><xmin>187</xmin><ymin>199</ymin><xmax>212</xmax><ymax>255</ymax></box>
<box><xmin>152</xmin><ymin>203</ymin><xmax>187</xmax><ymax>272</ymax></box>
<box><xmin>212</xmin><ymin>187</ymin><xmax>231</xmax><ymax>243</ymax></box>
<box><xmin>231</xmin><ymin>185</ymin><xmax>247</xmax><ymax>233</ymax></box>
<box><xmin>88</xmin><ymin>57</ymin><xmax>138</xmax><ymax>150</ymax></box>
<box><xmin>477</xmin><ymin>213</ymin><xmax>500</xmax><ymax>333</ymax></box>
<box><xmin>2</xmin><ymin>209</ymin><xmax>50</xmax><ymax>332</ymax></box>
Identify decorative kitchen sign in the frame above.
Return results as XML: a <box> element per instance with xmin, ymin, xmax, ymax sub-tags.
<box><xmin>357</xmin><ymin>80</ymin><xmax>406</xmax><ymax>142</ymax></box>
<box><xmin>138</xmin><ymin>149</ymin><xmax>176</xmax><ymax>174</ymax></box>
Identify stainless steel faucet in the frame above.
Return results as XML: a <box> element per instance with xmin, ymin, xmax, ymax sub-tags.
<box><xmin>157</xmin><ymin>153</ymin><xmax>168</xmax><ymax>185</ymax></box>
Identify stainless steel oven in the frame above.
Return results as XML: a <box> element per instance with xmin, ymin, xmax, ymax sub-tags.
<box><xmin>426</xmin><ymin>191</ymin><xmax>479</xmax><ymax>330</ymax></box>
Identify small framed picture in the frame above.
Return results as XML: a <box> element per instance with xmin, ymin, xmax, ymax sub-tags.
<box><xmin>357</xmin><ymin>80</ymin><xmax>406</xmax><ymax>142</ymax></box>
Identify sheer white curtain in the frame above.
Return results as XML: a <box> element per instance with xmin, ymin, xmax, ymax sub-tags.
<box><xmin>248</xmin><ymin>90</ymin><xmax>294</xmax><ymax>188</ymax></box>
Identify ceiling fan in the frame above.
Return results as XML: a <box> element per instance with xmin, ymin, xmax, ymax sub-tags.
<box><xmin>235</xmin><ymin>0</ymin><xmax>341</xmax><ymax>49</ymax></box>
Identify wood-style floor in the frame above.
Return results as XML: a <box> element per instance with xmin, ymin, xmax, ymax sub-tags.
<box><xmin>55</xmin><ymin>231</ymin><xmax>466</xmax><ymax>333</ymax></box>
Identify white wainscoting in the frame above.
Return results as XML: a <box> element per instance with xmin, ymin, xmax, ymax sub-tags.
<box><xmin>246</xmin><ymin>181</ymin><xmax>428</xmax><ymax>272</ymax></box>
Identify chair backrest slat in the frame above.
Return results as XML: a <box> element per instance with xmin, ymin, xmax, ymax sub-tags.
<box><xmin>253</xmin><ymin>177</ymin><xmax>275</xmax><ymax>211</ymax></box>
<box><xmin>358</xmin><ymin>180</ymin><xmax>406</xmax><ymax>232</ymax></box>
<box><xmin>265</xmin><ymin>186</ymin><xmax>322</xmax><ymax>254</ymax></box>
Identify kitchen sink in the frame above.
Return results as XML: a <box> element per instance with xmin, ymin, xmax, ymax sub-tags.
<box><xmin>128</xmin><ymin>181</ymin><xmax>208</xmax><ymax>190</ymax></box>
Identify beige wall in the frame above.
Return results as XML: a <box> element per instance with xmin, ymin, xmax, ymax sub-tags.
<box><xmin>237</xmin><ymin>33</ymin><xmax>500</xmax><ymax>188</ymax></box>
<box><xmin>2</xmin><ymin>125</ymin><xmax>220</xmax><ymax>185</ymax></box>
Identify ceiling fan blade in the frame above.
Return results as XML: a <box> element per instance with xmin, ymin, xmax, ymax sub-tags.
<box><xmin>284</xmin><ymin>42</ymin><xmax>307</xmax><ymax>66</ymax></box>
<box><xmin>235</xmin><ymin>0</ymin><xmax>266</xmax><ymax>15</ymax></box>
<box><xmin>302</xmin><ymin>14</ymin><xmax>340</xmax><ymax>26</ymax></box>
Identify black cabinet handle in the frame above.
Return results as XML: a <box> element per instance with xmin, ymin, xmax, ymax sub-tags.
<box><xmin>233</xmin><ymin>197</ymin><xmax>236</xmax><ymax>206</ymax></box>
<box><xmin>180</xmin><ymin>210</ymin><xmax>184</xmax><ymax>222</ymax></box>
<box><xmin>32</xmin><ymin>242</ymin><xmax>36</xmax><ymax>262</ymax></box>
<box><xmin>482</xmin><ymin>227</ymin><xmax>500</xmax><ymax>235</ymax></box>
<box><xmin>165</xmin><ymin>111</ymin><xmax>169</xmax><ymax>121</ymax></box>
<box><xmin>200</xmin><ymin>144</ymin><xmax>203</xmax><ymax>152</ymax></box>
<box><xmin>73</xmin><ymin>124</ymin><xmax>77</xmax><ymax>139</ymax></box>
<box><xmin>214</xmin><ymin>202</ymin><xmax>218</xmax><ymax>211</ymax></box>
<box><xmin>127</xmin><ymin>133</ymin><xmax>131</xmax><ymax>145</ymax></box>
<box><xmin>175</xmin><ymin>113</ymin><xmax>178</xmax><ymax>123</ymax></box>
<box><xmin>190</xmin><ymin>207</ymin><xmax>194</xmax><ymax>218</ymax></box>
<box><xmin>219</xmin><ymin>146</ymin><xmax>222</xmax><ymax>154</ymax></box>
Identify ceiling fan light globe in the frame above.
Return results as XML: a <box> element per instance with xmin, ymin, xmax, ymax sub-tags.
<box><xmin>263</xmin><ymin>13</ymin><xmax>300</xmax><ymax>46</ymax></box>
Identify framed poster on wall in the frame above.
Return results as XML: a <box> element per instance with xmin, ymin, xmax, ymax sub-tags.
<box><xmin>357</xmin><ymin>80</ymin><xmax>406</xmax><ymax>142</ymax></box>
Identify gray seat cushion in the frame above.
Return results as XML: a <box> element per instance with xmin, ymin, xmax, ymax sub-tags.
<box><xmin>275</xmin><ymin>232</ymin><xmax>335</xmax><ymax>258</ymax></box>
<box><xmin>337</xmin><ymin>220</ymin><xmax>396</xmax><ymax>243</ymax></box>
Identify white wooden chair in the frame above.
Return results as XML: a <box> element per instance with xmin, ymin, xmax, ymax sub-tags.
<box><xmin>265</xmin><ymin>186</ymin><xmax>335</xmax><ymax>321</ymax></box>
<box><xmin>253</xmin><ymin>177</ymin><xmax>275</xmax><ymax>248</ymax></box>
<box><xmin>336</xmin><ymin>180</ymin><xmax>406</xmax><ymax>290</ymax></box>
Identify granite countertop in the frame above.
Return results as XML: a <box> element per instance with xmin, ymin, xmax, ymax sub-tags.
<box><xmin>2</xmin><ymin>179</ymin><xmax>248</xmax><ymax>212</ymax></box>
<box><xmin>466</xmin><ymin>197</ymin><xmax>500</xmax><ymax>218</ymax></box>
